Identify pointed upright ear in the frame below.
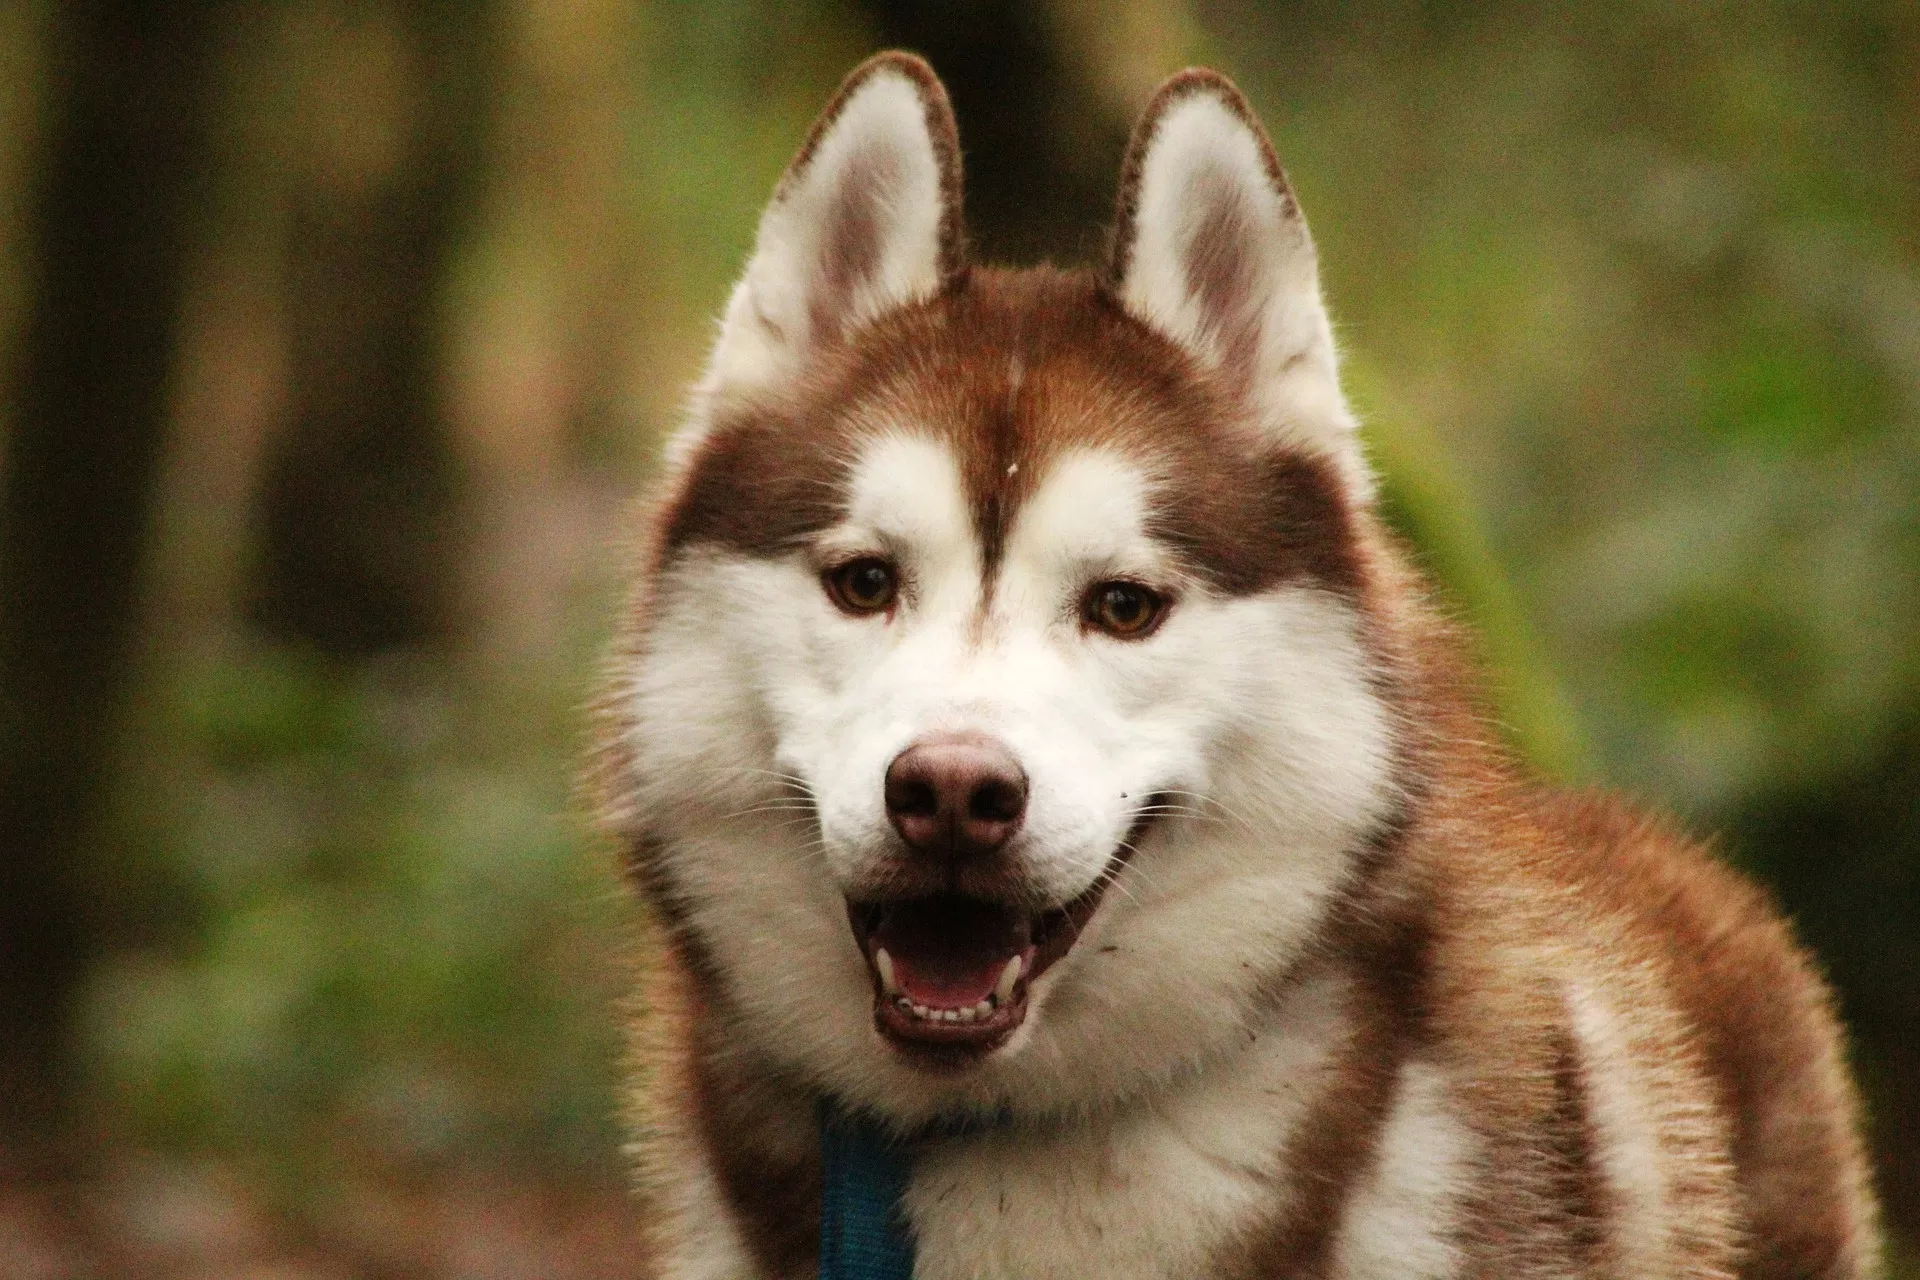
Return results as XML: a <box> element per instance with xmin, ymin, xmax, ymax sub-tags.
<box><xmin>1109</xmin><ymin>70</ymin><xmax>1369</xmax><ymax>495</ymax></box>
<box><xmin>701</xmin><ymin>52</ymin><xmax>963</xmax><ymax>406</ymax></box>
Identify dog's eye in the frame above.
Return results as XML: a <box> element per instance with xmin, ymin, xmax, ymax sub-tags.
<box><xmin>1084</xmin><ymin>581</ymin><xmax>1165</xmax><ymax>638</ymax></box>
<box><xmin>826</xmin><ymin>558</ymin><xmax>898</xmax><ymax>615</ymax></box>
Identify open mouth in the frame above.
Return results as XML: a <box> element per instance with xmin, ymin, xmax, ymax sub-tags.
<box><xmin>846</xmin><ymin>808</ymin><xmax>1157</xmax><ymax>1061</ymax></box>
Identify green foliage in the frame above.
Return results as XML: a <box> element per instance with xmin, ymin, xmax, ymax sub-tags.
<box><xmin>82</xmin><ymin>638</ymin><xmax>631</xmax><ymax>1194</ymax></box>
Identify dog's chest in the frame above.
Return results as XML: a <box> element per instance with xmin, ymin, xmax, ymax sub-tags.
<box><xmin>901</xmin><ymin>1111</ymin><xmax>1277</xmax><ymax>1280</ymax></box>
<box><xmin>897</xmin><ymin>988</ymin><xmax>1353</xmax><ymax>1280</ymax></box>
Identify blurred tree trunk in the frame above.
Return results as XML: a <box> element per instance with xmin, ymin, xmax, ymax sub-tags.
<box><xmin>248</xmin><ymin>0</ymin><xmax>491</xmax><ymax>657</ymax></box>
<box><xmin>852</xmin><ymin>0</ymin><xmax>1131</xmax><ymax>266</ymax></box>
<box><xmin>0</xmin><ymin>0</ymin><xmax>217</xmax><ymax>1154</ymax></box>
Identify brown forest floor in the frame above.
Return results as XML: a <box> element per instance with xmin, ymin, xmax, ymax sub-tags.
<box><xmin>0</xmin><ymin>1154</ymin><xmax>650</xmax><ymax>1280</ymax></box>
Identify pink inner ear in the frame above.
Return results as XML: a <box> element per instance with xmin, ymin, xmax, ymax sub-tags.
<box><xmin>809</xmin><ymin>137</ymin><xmax>902</xmax><ymax>342</ymax></box>
<box><xmin>1180</xmin><ymin>163</ymin><xmax>1266</xmax><ymax>396</ymax></box>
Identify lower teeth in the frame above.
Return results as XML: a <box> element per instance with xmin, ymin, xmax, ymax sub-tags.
<box><xmin>896</xmin><ymin>995</ymin><xmax>1000</xmax><ymax>1022</ymax></box>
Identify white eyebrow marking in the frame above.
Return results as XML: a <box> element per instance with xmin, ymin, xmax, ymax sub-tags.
<box><xmin>843</xmin><ymin>434</ymin><xmax>971</xmax><ymax>550</ymax></box>
<box><xmin>995</xmin><ymin>449</ymin><xmax>1166</xmax><ymax>623</ymax></box>
<box><xmin>838</xmin><ymin>433</ymin><xmax>980</xmax><ymax>613</ymax></box>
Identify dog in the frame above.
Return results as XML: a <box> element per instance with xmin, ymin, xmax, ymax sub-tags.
<box><xmin>593</xmin><ymin>52</ymin><xmax>1882</xmax><ymax>1278</ymax></box>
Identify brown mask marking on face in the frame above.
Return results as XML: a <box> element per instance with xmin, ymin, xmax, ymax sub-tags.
<box><xmin>663</xmin><ymin>402</ymin><xmax>856</xmax><ymax>558</ymax></box>
<box><xmin>661</xmin><ymin>266</ymin><xmax>1362</xmax><ymax>600</ymax></box>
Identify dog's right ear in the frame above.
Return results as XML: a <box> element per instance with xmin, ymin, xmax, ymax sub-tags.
<box><xmin>699</xmin><ymin>52</ymin><xmax>963</xmax><ymax>407</ymax></box>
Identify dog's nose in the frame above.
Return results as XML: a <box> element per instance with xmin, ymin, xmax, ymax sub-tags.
<box><xmin>884</xmin><ymin>734</ymin><xmax>1028</xmax><ymax>858</ymax></box>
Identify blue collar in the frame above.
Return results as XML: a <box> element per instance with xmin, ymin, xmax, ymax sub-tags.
<box><xmin>819</xmin><ymin>1102</ymin><xmax>916</xmax><ymax>1280</ymax></box>
<box><xmin>818</xmin><ymin>1100</ymin><xmax>1013</xmax><ymax>1279</ymax></box>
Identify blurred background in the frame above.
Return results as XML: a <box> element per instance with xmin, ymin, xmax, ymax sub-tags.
<box><xmin>0</xmin><ymin>1</ymin><xmax>1914</xmax><ymax>1274</ymax></box>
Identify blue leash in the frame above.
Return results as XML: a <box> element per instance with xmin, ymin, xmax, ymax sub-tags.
<box><xmin>819</xmin><ymin>1101</ymin><xmax>917</xmax><ymax>1280</ymax></box>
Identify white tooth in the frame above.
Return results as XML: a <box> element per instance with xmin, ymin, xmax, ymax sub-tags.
<box><xmin>942</xmin><ymin>1009</ymin><xmax>960</xmax><ymax>1022</ymax></box>
<box><xmin>996</xmin><ymin>956</ymin><xmax>1022</xmax><ymax>1005</ymax></box>
<box><xmin>973</xmin><ymin>999</ymin><xmax>993</xmax><ymax>1020</ymax></box>
<box><xmin>912</xmin><ymin>1004</ymin><xmax>932</xmax><ymax>1020</ymax></box>
<box><xmin>875</xmin><ymin>948</ymin><xmax>900</xmax><ymax>995</ymax></box>
<box><xmin>956</xmin><ymin>1005</ymin><xmax>977</xmax><ymax>1023</ymax></box>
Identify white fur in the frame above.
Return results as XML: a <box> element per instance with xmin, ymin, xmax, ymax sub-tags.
<box><xmin>906</xmin><ymin>973</ymin><xmax>1352</xmax><ymax>1280</ymax></box>
<box><xmin>1117</xmin><ymin>87</ymin><xmax>1372</xmax><ymax>498</ymax></box>
<box><xmin>1568</xmin><ymin>976</ymin><xmax>1672</xmax><ymax>1270</ymax></box>
<box><xmin>646</xmin><ymin>1138</ymin><xmax>760</xmax><ymax>1280</ymax></box>
<box><xmin>1565</xmin><ymin>963</ymin><xmax>1743</xmax><ymax>1274</ymax></box>
<box><xmin>1331</xmin><ymin>1061</ymin><xmax>1472</xmax><ymax>1279</ymax></box>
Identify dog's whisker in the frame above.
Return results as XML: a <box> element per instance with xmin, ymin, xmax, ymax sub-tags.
<box><xmin>1155</xmin><ymin>788</ymin><xmax>1254</xmax><ymax>830</ymax></box>
<box><xmin>685</xmin><ymin>765</ymin><xmax>818</xmax><ymax>794</ymax></box>
<box><xmin>717</xmin><ymin>801</ymin><xmax>821</xmax><ymax>821</ymax></box>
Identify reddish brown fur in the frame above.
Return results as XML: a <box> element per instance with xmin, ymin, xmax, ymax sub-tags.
<box><xmin>631</xmin><ymin>938</ymin><xmax>822</xmax><ymax>1276</ymax></box>
<box><xmin>1534</xmin><ymin>792</ymin><xmax>1881</xmax><ymax>1278</ymax></box>
<box><xmin>1221</xmin><ymin>924</ymin><xmax>1430</xmax><ymax>1275</ymax></box>
<box><xmin>593</xmin><ymin>53</ymin><xmax>1882</xmax><ymax>1280</ymax></box>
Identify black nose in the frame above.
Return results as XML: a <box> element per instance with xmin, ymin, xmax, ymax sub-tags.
<box><xmin>884</xmin><ymin>734</ymin><xmax>1028</xmax><ymax>858</ymax></box>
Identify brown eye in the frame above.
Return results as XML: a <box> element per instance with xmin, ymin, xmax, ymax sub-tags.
<box><xmin>826</xmin><ymin>558</ymin><xmax>898</xmax><ymax>615</ymax></box>
<box><xmin>1085</xmin><ymin>581</ymin><xmax>1166</xmax><ymax>638</ymax></box>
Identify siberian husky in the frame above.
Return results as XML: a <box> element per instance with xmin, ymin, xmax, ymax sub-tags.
<box><xmin>594</xmin><ymin>52</ymin><xmax>1882</xmax><ymax>1278</ymax></box>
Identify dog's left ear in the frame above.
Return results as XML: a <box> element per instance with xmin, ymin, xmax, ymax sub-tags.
<box><xmin>1109</xmin><ymin>71</ymin><xmax>1368</xmax><ymax>495</ymax></box>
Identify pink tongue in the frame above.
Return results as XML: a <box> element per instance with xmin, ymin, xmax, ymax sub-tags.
<box><xmin>872</xmin><ymin>897</ymin><xmax>1030</xmax><ymax>1009</ymax></box>
<box><xmin>891</xmin><ymin>954</ymin><xmax>1006</xmax><ymax>1007</ymax></box>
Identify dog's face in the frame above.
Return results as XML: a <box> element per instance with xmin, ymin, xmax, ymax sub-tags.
<box><xmin>612</xmin><ymin>57</ymin><xmax>1401</xmax><ymax>1122</ymax></box>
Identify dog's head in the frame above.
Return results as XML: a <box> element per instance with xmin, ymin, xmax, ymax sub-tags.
<box><xmin>608</xmin><ymin>55</ymin><xmax>1403</xmax><ymax>1122</ymax></box>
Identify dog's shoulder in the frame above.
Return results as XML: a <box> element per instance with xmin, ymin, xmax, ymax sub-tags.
<box><xmin>1527</xmin><ymin>789</ymin><xmax>1884</xmax><ymax>1275</ymax></box>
